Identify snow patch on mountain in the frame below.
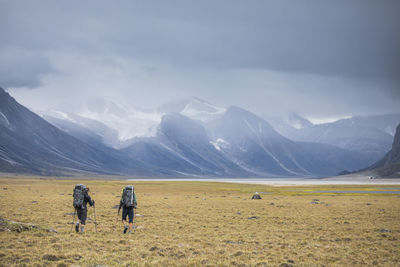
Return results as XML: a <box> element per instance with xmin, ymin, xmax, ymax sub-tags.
<box><xmin>385</xmin><ymin>125</ymin><xmax>396</xmax><ymax>136</ymax></box>
<box><xmin>180</xmin><ymin>98</ymin><xmax>226</xmax><ymax>122</ymax></box>
<box><xmin>0</xmin><ymin>155</ymin><xmax>19</xmax><ymax>165</ymax></box>
<box><xmin>0</xmin><ymin>146</ymin><xmax>19</xmax><ymax>165</ymax></box>
<box><xmin>243</xmin><ymin>118</ymin><xmax>302</xmax><ymax>176</ymax></box>
<box><xmin>0</xmin><ymin>112</ymin><xmax>10</xmax><ymax>127</ymax></box>
<box><xmin>48</xmin><ymin>110</ymin><xmax>77</xmax><ymax>123</ymax></box>
<box><xmin>159</xmin><ymin>141</ymin><xmax>203</xmax><ymax>170</ymax></box>
<box><xmin>79</xmin><ymin>108</ymin><xmax>162</xmax><ymax>141</ymax></box>
<box><xmin>210</xmin><ymin>138</ymin><xmax>230</xmax><ymax>151</ymax></box>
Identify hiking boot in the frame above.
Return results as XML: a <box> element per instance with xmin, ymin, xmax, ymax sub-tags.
<box><xmin>128</xmin><ymin>230</ymin><xmax>132</xmax><ymax>234</ymax></box>
<box><xmin>123</xmin><ymin>226</ymin><xmax>128</xmax><ymax>234</ymax></box>
<box><xmin>75</xmin><ymin>223</ymin><xmax>79</xmax><ymax>233</ymax></box>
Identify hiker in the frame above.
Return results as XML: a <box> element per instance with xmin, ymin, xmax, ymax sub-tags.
<box><xmin>118</xmin><ymin>185</ymin><xmax>137</xmax><ymax>234</ymax></box>
<box><xmin>73</xmin><ymin>184</ymin><xmax>94</xmax><ymax>233</ymax></box>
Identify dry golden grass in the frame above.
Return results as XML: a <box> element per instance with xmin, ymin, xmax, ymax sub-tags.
<box><xmin>0</xmin><ymin>177</ymin><xmax>399</xmax><ymax>266</ymax></box>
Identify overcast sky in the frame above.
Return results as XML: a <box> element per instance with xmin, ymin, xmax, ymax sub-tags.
<box><xmin>1</xmin><ymin>0</ymin><xmax>400</xmax><ymax>121</ymax></box>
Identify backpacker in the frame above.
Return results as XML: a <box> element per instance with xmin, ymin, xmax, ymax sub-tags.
<box><xmin>122</xmin><ymin>185</ymin><xmax>135</xmax><ymax>208</ymax></box>
<box><xmin>73</xmin><ymin>184</ymin><xmax>86</xmax><ymax>209</ymax></box>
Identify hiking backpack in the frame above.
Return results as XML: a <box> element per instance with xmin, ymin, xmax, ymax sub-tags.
<box><xmin>73</xmin><ymin>184</ymin><xmax>86</xmax><ymax>209</ymax></box>
<box><xmin>122</xmin><ymin>185</ymin><xmax>135</xmax><ymax>208</ymax></box>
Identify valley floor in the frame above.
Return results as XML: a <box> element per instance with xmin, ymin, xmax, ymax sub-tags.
<box><xmin>0</xmin><ymin>177</ymin><xmax>399</xmax><ymax>266</ymax></box>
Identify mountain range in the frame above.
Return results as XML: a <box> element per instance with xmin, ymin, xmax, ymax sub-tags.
<box><xmin>1</xmin><ymin>87</ymin><xmax>398</xmax><ymax>177</ymax></box>
<box><xmin>0</xmin><ymin>88</ymin><xmax>149</xmax><ymax>175</ymax></box>
<box><xmin>268</xmin><ymin>113</ymin><xmax>400</xmax><ymax>167</ymax></box>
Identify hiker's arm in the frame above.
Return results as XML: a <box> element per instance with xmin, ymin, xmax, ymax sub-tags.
<box><xmin>133</xmin><ymin>192</ymin><xmax>137</xmax><ymax>208</ymax></box>
<box><xmin>118</xmin><ymin>198</ymin><xmax>123</xmax><ymax>214</ymax></box>
<box><xmin>118</xmin><ymin>189</ymin><xmax>124</xmax><ymax>209</ymax></box>
<box><xmin>87</xmin><ymin>194</ymin><xmax>94</xmax><ymax>207</ymax></box>
<box><xmin>119</xmin><ymin>197</ymin><xmax>123</xmax><ymax>209</ymax></box>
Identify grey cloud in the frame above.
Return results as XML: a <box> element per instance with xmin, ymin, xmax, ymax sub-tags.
<box><xmin>0</xmin><ymin>47</ymin><xmax>53</xmax><ymax>88</ymax></box>
<box><xmin>2</xmin><ymin>1</ymin><xmax>400</xmax><ymax>81</ymax></box>
<box><xmin>1</xmin><ymin>0</ymin><xmax>399</xmax><ymax>118</ymax></box>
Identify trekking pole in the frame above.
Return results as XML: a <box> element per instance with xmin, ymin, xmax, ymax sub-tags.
<box><xmin>114</xmin><ymin>216</ymin><xmax>118</xmax><ymax>233</ymax></box>
<box><xmin>70</xmin><ymin>208</ymin><xmax>76</xmax><ymax>232</ymax></box>
<box><xmin>115</xmin><ymin>206</ymin><xmax>121</xmax><ymax>233</ymax></box>
<box><xmin>133</xmin><ymin>208</ymin><xmax>137</xmax><ymax>232</ymax></box>
<box><xmin>93</xmin><ymin>203</ymin><xmax>97</xmax><ymax>232</ymax></box>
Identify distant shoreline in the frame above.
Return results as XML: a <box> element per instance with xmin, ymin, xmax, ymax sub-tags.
<box><xmin>1</xmin><ymin>173</ymin><xmax>399</xmax><ymax>186</ymax></box>
<box><xmin>127</xmin><ymin>175</ymin><xmax>400</xmax><ymax>186</ymax></box>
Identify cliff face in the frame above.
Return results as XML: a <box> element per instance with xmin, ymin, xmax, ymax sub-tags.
<box><xmin>369</xmin><ymin>123</ymin><xmax>400</xmax><ymax>177</ymax></box>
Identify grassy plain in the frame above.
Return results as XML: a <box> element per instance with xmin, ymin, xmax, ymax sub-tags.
<box><xmin>0</xmin><ymin>177</ymin><xmax>399</xmax><ymax>266</ymax></box>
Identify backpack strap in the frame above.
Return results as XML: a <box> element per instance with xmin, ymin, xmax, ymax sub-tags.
<box><xmin>131</xmin><ymin>186</ymin><xmax>134</xmax><ymax>205</ymax></box>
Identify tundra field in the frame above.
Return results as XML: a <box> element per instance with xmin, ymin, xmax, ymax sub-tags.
<box><xmin>0</xmin><ymin>178</ymin><xmax>399</xmax><ymax>266</ymax></box>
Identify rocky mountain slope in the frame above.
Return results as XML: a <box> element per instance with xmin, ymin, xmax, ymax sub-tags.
<box><xmin>368</xmin><ymin>123</ymin><xmax>400</xmax><ymax>177</ymax></box>
<box><xmin>205</xmin><ymin>106</ymin><xmax>370</xmax><ymax>176</ymax></box>
<box><xmin>0</xmin><ymin>88</ymin><xmax>148</xmax><ymax>175</ymax></box>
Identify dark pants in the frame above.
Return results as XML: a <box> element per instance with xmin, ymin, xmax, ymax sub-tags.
<box><xmin>76</xmin><ymin>208</ymin><xmax>87</xmax><ymax>225</ymax></box>
<box><xmin>122</xmin><ymin>207</ymin><xmax>134</xmax><ymax>223</ymax></box>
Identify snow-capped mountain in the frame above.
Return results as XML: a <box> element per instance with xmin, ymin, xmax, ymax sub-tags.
<box><xmin>0</xmin><ymin>87</ymin><xmax>148</xmax><ymax>175</ymax></box>
<box><xmin>268</xmin><ymin>113</ymin><xmax>400</xmax><ymax>166</ymax></box>
<box><xmin>77</xmin><ymin>97</ymin><xmax>162</xmax><ymax>141</ymax></box>
<box><xmin>123</xmin><ymin>113</ymin><xmax>250</xmax><ymax>177</ymax></box>
<box><xmin>41</xmin><ymin>97</ymin><xmax>163</xmax><ymax>148</ymax></box>
<box><xmin>42</xmin><ymin>97</ymin><xmax>225</xmax><ymax>148</ymax></box>
<box><xmin>2</xmin><ymin>87</ymin><xmax>393</xmax><ymax>177</ymax></box>
<box><xmin>205</xmin><ymin>106</ymin><xmax>370</xmax><ymax>177</ymax></box>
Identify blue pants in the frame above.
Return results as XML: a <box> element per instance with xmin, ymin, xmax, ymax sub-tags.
<box><xmin>122</xmin><ymin>207</ymin><xmax>134</xmax><ymax>223</ymax></box>
<box><xmin>76</xmin><ymin>208</ymin><xmax>87</xmax><ymax>224</ymax></box>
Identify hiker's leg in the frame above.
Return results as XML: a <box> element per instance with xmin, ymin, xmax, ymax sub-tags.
<box><xmin>122</xmin><ymin>208</ymin><xmax>128</xmax><ymax>226</ymax></box>
<box><xmin>76</xmin><ymin>208</ymin><xmax>82</xmax><ymax>224</ymax></box>
<box><xmin>128</xmin><ymin>208</ymin><xmax>133</xmax><ymax>232</ymax></box>
<box><xmin>80</xmin><ymin>209</ymin><xmax>87</xmax><ymax>232</ymax></box>
<box><xmin>76</xmin><ymin>208</ymin><xmax>82</xmax><ymax>232</ymax></box>
<box><xmin>122</xmin><ymin>208</ymin><xmax>128</xmax><ymax>233</ymax></box>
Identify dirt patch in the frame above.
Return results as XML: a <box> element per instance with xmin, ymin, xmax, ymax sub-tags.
<box><xmin>42</xmin><ymin>254</ymin><xmax>60</xmax><ymax>261</ymax></box>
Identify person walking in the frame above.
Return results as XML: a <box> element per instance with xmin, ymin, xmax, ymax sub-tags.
<box><xmin>73</xmin><ymin>184</ymin><xmax>94</xmax><ymax>233</ymax></box>
<box><xmin>118</xmin><ymin>185</ymin><xmax>137</xmax><ymax>234</ymax></box>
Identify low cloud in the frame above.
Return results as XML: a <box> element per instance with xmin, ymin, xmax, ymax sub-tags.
<box><xmin>1</xmin><ymin>0</ymin><xmax>400</xmax><ymax>118</ymax></box>
<box><xmin>0</xmin><ymin>47</ymin><xmax>54</xmax><ymax>88</ymax></box>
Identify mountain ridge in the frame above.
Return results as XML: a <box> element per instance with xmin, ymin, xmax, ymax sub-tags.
<box><xmin>0</xmin><ymin>87</ymin><xmax>389</xmax><ymax>177</ymax></box>
<box><xmin>268</xmin><ymin>113</ymin><xmax>400</xmax><ymax>166</ymax></box>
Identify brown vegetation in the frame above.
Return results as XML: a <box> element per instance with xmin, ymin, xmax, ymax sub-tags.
<box><xmin>0</xmin><ymin>178</ymin><xmax>399</xmax><ymax>266</ymax></box>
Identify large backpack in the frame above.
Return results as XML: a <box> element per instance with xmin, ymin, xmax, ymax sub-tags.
<box><xmin>73</xmin><ymin>184</ymin><xmax>86</xmax><ymax>209</ymax></box>
<box><xmin>122</xmin><ymin>185</ymin><xmax>135</xmax><ymax>208</ymax></box>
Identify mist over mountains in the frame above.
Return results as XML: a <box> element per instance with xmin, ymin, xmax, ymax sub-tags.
<box><xmin>268</xmin><ymin>113</ymin><xmax>400</xmax><ymax>166</ymax></box>
<box><xmin>1</xmin><ymin>87</ymin><xmax>399</xmax><ymax>177</ymax></box>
